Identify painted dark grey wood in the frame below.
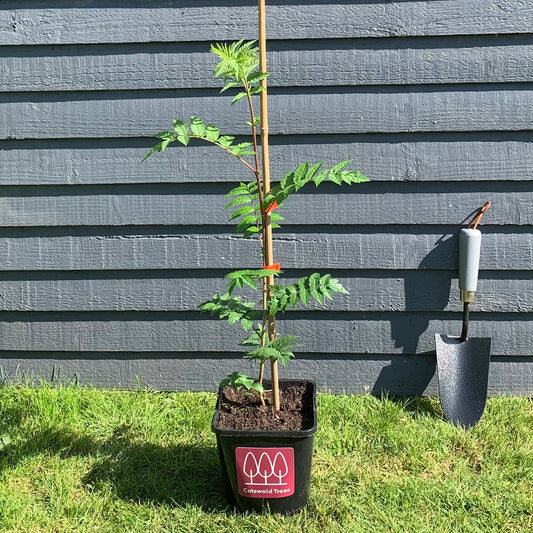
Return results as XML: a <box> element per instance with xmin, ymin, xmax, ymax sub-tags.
<box><xmin>2</xmin><ymin>135</ymin><xmax>533</xmax><ymax>185</ymax></box>
<box><xmin>0</xmin><ymin>355</ymin><xmax>531</xmax><ymax>397</ymax></box>
<box><xmin>3</xmin><ymin>89</ymin><xmax>533</xmax><ymax>139</ymax></box>
<box><xmin>0</xmin><ymin>274</ymin><xmax>528</xmax><ymax>313</ymax></box>
<box><xmin>1</xmin><ymin>187</ymin><xmax>530</xmax><ymax>227</ymax></box>
<box><xmin>1</xmin><ymin>2</ymin><xmax>531</xmax><ymax>45</ymax></box>
<box><xmin>0</xmin><ymin>232</ymin><xmax>530</xmax><ymax>271</ymax></box>
<box><xmin>0</xmin><ymin>314</ymin><xmax>529</xmax><ymax>356</ymax></box>
<box><xmin>1</xmin><ymin>1</ymin><xmax>531</xmax><ymax>395</ymax></box>
<box><xmin>4</xmin><ymin>37</ymin><xmax>533</xmax><ymax>93</ymax></box>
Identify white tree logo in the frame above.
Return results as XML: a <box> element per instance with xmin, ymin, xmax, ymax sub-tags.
<box><xmin>242</xmin><ymin>451</ymin><xmax>289</xmax><ymax>486</ymax></box>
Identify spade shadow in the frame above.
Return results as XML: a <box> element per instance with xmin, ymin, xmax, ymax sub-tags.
<box><xmin>372</xmin><ymin>233</ymin><xmax>457</xmax><ymax>400</ymax></box>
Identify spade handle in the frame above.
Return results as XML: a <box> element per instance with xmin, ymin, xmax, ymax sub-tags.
<box><xmin>459</xmin><ymin>228</ymin><xmax>481</xmax><ymax>303</ymax></box>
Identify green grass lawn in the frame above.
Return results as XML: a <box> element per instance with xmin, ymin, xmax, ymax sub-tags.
<box><xmin>0</xmin><ymin>384</ymin><xmax>531</xmax><ymax>533</ymax></box>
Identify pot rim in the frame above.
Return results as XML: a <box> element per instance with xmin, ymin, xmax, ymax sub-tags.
<box><xmin>212</xmin><ymin>379</ymin><xmax>317</xmax><ymax>437</ymax></box>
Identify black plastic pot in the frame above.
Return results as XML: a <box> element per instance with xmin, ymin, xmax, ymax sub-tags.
<box><xmin>212</xmin><ymin>379</ymin><xmax>317</xmax><ymax>514</ymax></box>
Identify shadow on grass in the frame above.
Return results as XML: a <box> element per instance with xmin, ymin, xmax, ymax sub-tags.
<box><xmin>83</xmin><ymin>439</ymin><xmax>227</xmax><ymax>509</ymax></box>
<box><xmin>2</xmin><ymin>425</ymin><xmax>230</xmax><ymax>511</ymax></box>
<box><xmin>385</xmin><ymin>395</ymin><xmax>444</xmax><ymax>420</ymax></box>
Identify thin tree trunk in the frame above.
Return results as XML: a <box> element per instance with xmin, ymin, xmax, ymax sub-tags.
<box><xmin>258</xmin><ymin>0</ymin><xmax>279</xmax><ymax>411</ymax></box>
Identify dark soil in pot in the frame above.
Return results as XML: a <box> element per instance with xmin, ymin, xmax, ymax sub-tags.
<box><xmin>216</xmin><ymin>381</ymin><xmax>315</xmax><ymax>432</ymax></box>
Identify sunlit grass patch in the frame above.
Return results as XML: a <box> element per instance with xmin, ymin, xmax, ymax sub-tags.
<box><xmin>0</xmin><ymin>384</ymin><xmax>530</xmax><ymax>532</ymax></box>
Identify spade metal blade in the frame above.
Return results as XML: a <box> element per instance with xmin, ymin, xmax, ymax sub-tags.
<box><xmin>435</xmin><ymin>334</ymin><xmax>491</xmax><ymax>428</ymax></box>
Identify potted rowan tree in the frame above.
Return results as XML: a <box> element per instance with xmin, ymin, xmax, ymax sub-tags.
<box><xmin>144</xmin><ymin>26</ymin><xmax>367</xmax><ymax>514</ymax></box>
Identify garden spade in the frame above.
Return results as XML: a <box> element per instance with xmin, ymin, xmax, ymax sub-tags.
<box><xmin>435</xmin><ymin>203</ymin><xmax>491</xmax><ymax>428</ymax></box>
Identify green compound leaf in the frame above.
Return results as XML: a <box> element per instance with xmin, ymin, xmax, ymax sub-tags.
<box><xmin>211</xmin><ymin>40</ymin><xmax>259</xmax><ymax>87</ymax></box>
<box><xmin>265</xmin><ymin>161</ymin><xmax>368</xmax><ymax>210</ymax></box>
<box><xmin>269</xmin><ymin>274</ymin><xmax>349</xmax><ymax>314</ymax></box>
<box><xmin>220</xmin><ymin>372</ymin><xmax>264</xmax><ymax>393</ymax></box>
<box><xmin>198</xmin><ymin>293</ymin><xmax>259</xmax><ymax>331</ymax></box>
<box><xmin>244</xmin><ymin>334</ymin><xmax>298</xmax><ymax>366</ymax></box>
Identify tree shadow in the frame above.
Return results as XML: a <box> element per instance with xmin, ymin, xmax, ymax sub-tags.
<box><xmin>1</xmin><ymin>424</ymin><xmax>230</xmax><ymax>511</ymax></box>
<box><xmin>372</xmin><ymin>233</ymin><xmax>457</xmax><ymax>403</ymax></box>
<box><xmin>82</xmin><ymin>436</ymin><xmax>227</xmax><ymax>509</ymax></box>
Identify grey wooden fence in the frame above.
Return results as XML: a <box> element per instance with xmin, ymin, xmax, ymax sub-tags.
<box><xmin>0</xmin><ymin>1</ymin><xmax>531</xmax><ymax>395</ymax></box>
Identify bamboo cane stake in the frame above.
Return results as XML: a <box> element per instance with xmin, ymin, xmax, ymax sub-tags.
<box><xmin>258</xmin><ymin>0</ymin><xmax>279</xmax><ymax>411</ymax></box>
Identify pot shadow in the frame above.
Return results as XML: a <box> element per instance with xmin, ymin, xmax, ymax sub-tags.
<box><xmin>372</xmin><ymin>233</ymin><xmax>457</xmax><ymax>413</ymax></box>
<box><xmin>3</xmin><ymin>424</ymin><xmax>229</xmax><ymax>511</ymax></box>
<box><xmin>83</xmin><ymin>439</ymin><xmax>227</xmax><ymax>509</ymax></box>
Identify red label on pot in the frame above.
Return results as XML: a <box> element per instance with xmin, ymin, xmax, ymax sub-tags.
<box><xmin>235</xmin><ymin>447</ymin><xmax>295</xmax><ymax>498</ymax></box>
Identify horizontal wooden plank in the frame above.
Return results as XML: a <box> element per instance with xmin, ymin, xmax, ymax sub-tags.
<box><xmin>0</xmin><ymin>185</ymin><xmax>529</xmax><ymax>227</ymax></box>
<box><xmin>0</xmin><ymin>273</ymin><xmax>528</xmax><ymax>313</ymax></box>
<box><xmin>0</xmin><ymin>231</ymin><xmax>530</xmax><ymax>271</ymax></box>
<box><xmin>0</xmin><ymin>314</ymin><xmax>529</xmax><ymax>356</ymax></box>
<box><xmin>0</xmin><ymin>353</ymin><xmax>531</xmax><ymax>396</ymax></box>
<box><xmin>4</xmin><ymin>37</ymin><xmax>533</xmax><ymax>92</ymax></box>
<box><xmin>3</xmin><ymin>134</ymin><xmax>533</xmax><ymax>184</ymax></box>
<box><xmin>2</xmin><ymin>88</ymin><xmax>533</xmax><ymax>140</ymax></box>
<box><xmin>1</xmin><ymin>2</ymin><xmax>531</xmax><ymax>45</ymax></box>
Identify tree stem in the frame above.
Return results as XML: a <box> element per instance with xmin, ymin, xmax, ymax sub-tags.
<box><xmin>258</xmin><ymin>0</ymin><xmax>280</xmax><ymax>411</ymax></box>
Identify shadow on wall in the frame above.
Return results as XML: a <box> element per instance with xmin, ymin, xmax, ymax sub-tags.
<box><xmin>372</xmin><ymin>233</ymin><xmax>457</xmax><ymax>396</ymax></box>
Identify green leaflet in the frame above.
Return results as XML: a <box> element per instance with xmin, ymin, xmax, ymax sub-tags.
<box><xmin>205</xmin><ymin>125</ymin><xmax>220</xmax><ymax>141</ymax></box>
<box><xmin>232</xmin><ymin>92</ymin><xmax>248</xmax><ymax>105</ymax></box>
<box><xmin>235</xmin><ymin>214</ymin><xmax>257</xmax><ymax>229</ymax></box>
<box><xmin>232</xmin><ymin>142</ymin><xmax>256</xmax><ymax>156</ymax></box>
<box><xmin>309</xmin><ymin>272</ymin><xmax>323</xmax><ymax>304</ymax></box>
<box><xmin>228</xmin><ymin>205</ymin><xmax>255</xmax><ymax>222</ymax></box>
<box><xmin>190</xmin><ymin>116</ymin><xmax>206</xmax><ymax>137</ymax></box>
<box><xmin>218</xmin><ymin>135</ymin><xmax>235</xmax><ymax>148</ymax></box>
<box><xmin>225</xmin><ymin>196</ymin><xmax>252</xmax><ymax>209</ymax></box>
<box><xmin>246</xmin><ymin>70</ymin><xmax>269</xmax><ymax>84</ymax></box>
<box><xmin>243</xmin><ymin>226</ymin><xmax>260</xmax><ymax>238</ymax></box>
<box><xmin>173</xmin><ymin>119</ymin><xmax>190</xmax><ymax>145</ymax></box>
<box><xmin>226</xmin><ymin>183</ymin><xmax>252</xmax><ymax>197</ymax></box>
<box><xmin>225</xmin><ymin>269</ymin><xmax>281</xmax><ymax>281</ymax></box>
